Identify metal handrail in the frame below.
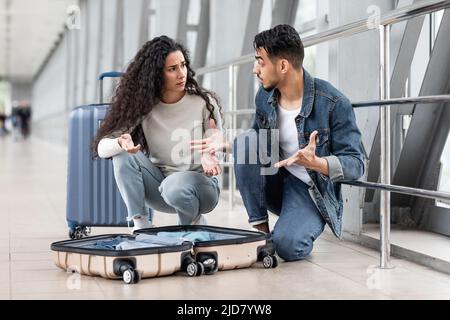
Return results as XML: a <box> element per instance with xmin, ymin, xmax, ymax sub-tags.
<box><xmin>342</xmin><ymin>181</ymin><xmax>450</xmax><ymax>202</ymax></box>
<box><xmin>353</xmin><ymin>95</ymin><xmax>450</xmax><ymax>107</ymax></box>
<box><xmin>220</xmin><ymin>94</ymin><xmax>450</xmax><ymax>115</ymax></box>
<box><xmin>197</xmin><ymin>0</ymin><xmax>450</xmax><ymax>76</ymax></box>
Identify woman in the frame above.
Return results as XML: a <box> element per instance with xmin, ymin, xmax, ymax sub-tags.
<box><xmin>92</xmin><ymin>36</ymin><xmax>223</xmax><ymax>231</ymax></box>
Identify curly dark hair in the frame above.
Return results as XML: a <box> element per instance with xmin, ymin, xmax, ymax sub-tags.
<box><xmin>253</xmin><ymin>24</ymin><xmax>304</xmax><ymax>69</ymax></box>
<box><xmin>92</xmin><ymin>35</ymin><xmax>222</xmax><ymax>158</ymax></box>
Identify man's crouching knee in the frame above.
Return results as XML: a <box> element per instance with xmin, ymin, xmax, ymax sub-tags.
<box><xmin>272</xmin><ymin>232</ymin><xmax>314</xmax><ymax>262</ymax></box>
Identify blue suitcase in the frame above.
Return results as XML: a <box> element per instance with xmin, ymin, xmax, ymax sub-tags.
<box><xmin>66</xmin><ymin>72</ymin><xmax>152</xmax><ymax>239</ymax></box>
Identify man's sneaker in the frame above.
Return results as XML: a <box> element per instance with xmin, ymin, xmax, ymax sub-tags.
<box><xmin>251</xmin><ymin>227</ymin><xmax>270</xmax><ymax>234</ymax></box>
<box><xmin>251</xmin><ymin>222</ymin><xmax>270</xmax><ymax>234</ymax></box>
<box><xmin>132</xmin><ymin>222</ymin><xmax>154</xmax><ymax>233</ymax></box>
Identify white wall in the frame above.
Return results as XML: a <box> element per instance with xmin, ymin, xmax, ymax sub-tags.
<box><xmin>31</xmin><ymin>32</ymin><xmax>68</xmax><ymax>145</ymax></box>
<box><xmin>85</xmin><ymin>0</ymin><xmax>103</xmax><ymax>104</ymax></box>
<box><xmin>32</xmin><ymin>35</ymin><xmax>67</xmax><ymax>121</ymax></box>
<box><xmin>124</xmin><ymin>0</ymin><xmax>144</xmax><ymax>65</ymax></box>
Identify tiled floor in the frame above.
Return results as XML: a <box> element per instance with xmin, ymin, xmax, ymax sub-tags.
<box><xmin>1</xmin><ymin>134</ymin><xmax>450</xmax><ymax>300</ymax></box>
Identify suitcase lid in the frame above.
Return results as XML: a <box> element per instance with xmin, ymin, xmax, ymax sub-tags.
<box><xmin>51</xmin><ymin>233</ymin><xmax>193</xmax><ymax>257</ymax></box>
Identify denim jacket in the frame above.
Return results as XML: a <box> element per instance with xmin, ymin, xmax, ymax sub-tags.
<box><xmin>253</xmin><ymin>69</ymin><xmax>365</xmax><ymax>238</ymax></box>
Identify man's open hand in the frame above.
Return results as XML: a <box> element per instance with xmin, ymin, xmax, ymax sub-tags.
<box><xmin>274</xmin><ymin>130</ymin><xmax>329</xmax><ymax>176</ymax></box>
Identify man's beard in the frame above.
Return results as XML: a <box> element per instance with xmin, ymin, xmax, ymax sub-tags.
<box><xmin>262</xmin><ymin>81</ymin><xmax>276</xmax><ymax>91</ymax></box>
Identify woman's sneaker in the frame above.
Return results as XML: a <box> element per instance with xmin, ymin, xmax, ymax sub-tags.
<box><xmin>132</xmin><ymin>214</ymin><xmax>154</xmax><ymax>232</ymax></box>
<box><xmin>192</xmin><ymin>214</ymin><xmax>207</xmax><ymax>225</ymax></box>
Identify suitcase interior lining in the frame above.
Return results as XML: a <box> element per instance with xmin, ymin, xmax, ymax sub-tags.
<box><xmin>137</xmin><ymin>225</ymin><xmax>269</xmax><ymax>247</ymax></box>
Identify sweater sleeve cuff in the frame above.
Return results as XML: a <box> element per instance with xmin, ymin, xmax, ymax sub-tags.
<box><xmin>98</xmin><ymin>138</ymin><xmax>124</xmax><ymax>158</ymax></box>
<box><xmin>324</xmin><ymin>155</ymin><xmax>344</xmax><ymax>182</ymax></box>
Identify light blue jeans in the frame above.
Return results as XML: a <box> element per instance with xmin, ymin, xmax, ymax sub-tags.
<box><xmin>112</xmin><ymin>151</ymin><xmax>220</xmax><ymax>225</ymax></box>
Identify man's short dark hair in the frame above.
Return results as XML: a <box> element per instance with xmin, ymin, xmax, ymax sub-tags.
<box><xmin>253</xmin><ymin>24</ymin><xmax>304</xmax><ymax>69</ymax></box>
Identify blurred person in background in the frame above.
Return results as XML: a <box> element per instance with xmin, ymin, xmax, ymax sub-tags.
<box><xmin>11</xmin><ymin>100</ymin><xmax>32</xmax><ymax>139</ymax></box>
<box><xmin>0</xmin><ymin>102</ymin><xmax>8</xmax><ymax>135</ymax></box>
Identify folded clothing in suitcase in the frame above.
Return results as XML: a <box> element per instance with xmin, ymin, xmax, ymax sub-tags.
<box><xmin>51</xmin><ymin>226</ymin><xmax>277</xmax><ymax>284</ymax></box>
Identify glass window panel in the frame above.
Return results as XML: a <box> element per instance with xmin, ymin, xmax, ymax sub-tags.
<box><xmin>294</xmin><ymin>0</ymin><xmax>317</xmax><ymax>30</ymax></box>
<box><xmin>258</xmin><ymin>0</ymin><xmax>273</xmax><ymax>32</ymax></box>
<box><xmin>437</xmin><ymin>131</ymin><xmax>450</xmax><ymax>208</ymax></box>
<box><xmin>187</xmin><ymin>30</ymin><xmax>197</xmax><ymax>60</ymax></box>
<box><xmin>187</xmin><ymin>0</ymin><xmax>201</xmax><ymax>25</ymax></box>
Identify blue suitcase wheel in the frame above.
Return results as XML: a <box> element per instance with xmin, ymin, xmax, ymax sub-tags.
<box><xmin>83</xmin><ymin>227</ymin><xmax>91</xmax><ymax>237</ymax></box>
<box><xmin>69</xmin><ymin>226</ymin><xmax>89</xmax><ymax>240</ymax></box>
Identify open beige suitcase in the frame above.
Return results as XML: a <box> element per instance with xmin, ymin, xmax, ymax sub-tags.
<box><xmin>51</xmin><ymin>225</ymin><xmax>277</xmax><ymax>284</ymax></box>
<box><xmin>137</xmin><ymin>225</ymin><xmax>278</xmax><ymax>275</ymax></box>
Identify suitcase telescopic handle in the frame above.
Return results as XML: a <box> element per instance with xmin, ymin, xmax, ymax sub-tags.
<box><xmin>99</xmin><ymin>72</ymin><xmax>124</xmax><ymax>104</ymax></box>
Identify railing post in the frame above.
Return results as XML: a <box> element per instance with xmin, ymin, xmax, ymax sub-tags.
<box><xmin>379</xmin><ymin>24</ymin><xmax>393</xmax><ymax>269</ymax></box>
<box><xmin>228</xmin><ymin>64</ymin><xmax>236</xmax><ymax>211</ymax></box>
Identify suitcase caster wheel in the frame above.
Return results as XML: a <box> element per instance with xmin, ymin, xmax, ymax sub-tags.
<box><xmin>262</xmin><ymin>255</ymin><xmax>277</xmax><ymax>268</ymax></box>
<box><xmin>123</xmin><ymin>268</ymin><xmax>140</xmax><ymax>284</ymax></box>
<box><xmin>196</xmin><ymin>262</ymin><xmax>204</xmax><ymax>276</ymax></box>
<box><xmin>186</xmin><ymin>262</ymin><xmax>204</xmax><ymax>277</ymax></box>
<box><xmin>200</xmin><ymin>257</ymin><xmax>217</xmax><ymax>275</ymax></box>
<box><xmin>83</xmin><ymin>227</ymin><xmax>91</xmax><ymax>237</ymax></box>
<box><xmin>186</xmin><ymin>262</ymin><xmax>197</xmax><ymax>277</ymax></box>
<box><xmin>75</xmin><ymin>228</ymin><xmax>84</xmax><ymax>240</ymax></box>
<box><xmin>69</xmin><ymin>227</ymin><xmax>85</xmax><ymax>240</ymax></box>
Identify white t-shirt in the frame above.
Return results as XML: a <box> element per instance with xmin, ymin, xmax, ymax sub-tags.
<box><xmin>277</xmin><ymin>103</ymin><xmax>312</xmax><ymax>185</ymax></box>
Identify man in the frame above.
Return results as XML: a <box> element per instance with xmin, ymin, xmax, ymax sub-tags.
<box><xmin>191</xmin><ymin>24</ymin><xmax>365</xmax><ymax>261</ymax></box>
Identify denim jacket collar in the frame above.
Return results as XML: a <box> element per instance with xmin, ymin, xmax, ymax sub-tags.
<box><xmin>266</xmin><ymin>68</ymin><xmax>315</xmax><ymax>118</ymax></box>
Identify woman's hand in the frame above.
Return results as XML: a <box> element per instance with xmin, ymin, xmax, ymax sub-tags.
<box><xmin>190</xmin><ymin>119</ymin><xmax>231</xmax><ymax>155</ymax></box>
<box><xmin>201</xmin><ymin>152</ymin><xmax>222</xmax><ymax>176</ymax></box>
<box><xmin>118</xmin><ymin>133</ymin><xmax>141</xmax><ymax>154</ymax></box>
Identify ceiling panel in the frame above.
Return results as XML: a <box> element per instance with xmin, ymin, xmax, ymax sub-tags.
<box><xmin>0</xmin><ymin>0</ymin><xmax>77</xmax><ymax>82</ymax></box>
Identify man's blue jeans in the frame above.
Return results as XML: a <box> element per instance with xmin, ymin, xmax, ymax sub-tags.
<box><xmin>112</xmin><ymin>151</ymin><xmax>220</xmax><ymax>225</ymax></box>
<box><xmin>234</xmin><ymin>134</ymin><xmax>325</xmax><ymax>261</ymax></box>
